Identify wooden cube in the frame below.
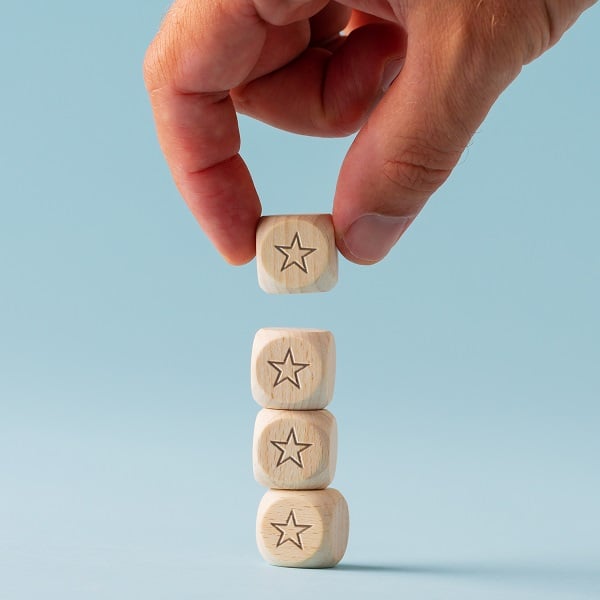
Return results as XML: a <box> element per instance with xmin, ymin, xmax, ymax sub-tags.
<box><xmin>256</xmin><ymin>214</ymin><xmax>338</xmax><ymax>294</ymax></box>
<box><xmin>256</xmin><ymin>488</ymin><xmax>349</xmax><ymax>568</ymax></box>
<box><xmin>251</xmin><ymin>328</ymin><xmax>335</xmax><ymax>410</ymax></box>
<box><xmin>253</xmin><ymin>408</ymin><xmax>337</xmax><ymax>490</ymax></box>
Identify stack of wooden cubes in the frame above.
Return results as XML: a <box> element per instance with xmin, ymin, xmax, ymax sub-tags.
<box><xmin>251</xmin><ymin>215</ymin><xmax>349</xmax><ymax>568</ymax></box>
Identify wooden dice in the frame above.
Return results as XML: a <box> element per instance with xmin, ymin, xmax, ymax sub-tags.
<box><xmin>256</xmin><ymin>214</ymin><xmax>338</xmax><ymax>294</ymax></box>
<box><xmin>252</xmin><ymin>214</ymin><xmax>348</xmax><ymax>569</ymax></box>
<box><xmin>251</xmin><ymin>328</ymin><xmax>335</xmax><ymax>410</ymax></box>
<box><xmin>253</xmin><ymin>409</ymin><xmax>337</xmax><ymax>490</ymax></box>
<box><xmin>256</xmin><ymin>489</ymin><xmax>349</xmax><ymax>568</ymax></box>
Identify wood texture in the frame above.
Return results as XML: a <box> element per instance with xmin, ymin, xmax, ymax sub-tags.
<box><xmin>256</xmin><ymin>214</ymin><xmax>338</xmax><ymax>294</ymax></box>
<box><xmin>256</xmin><ymin>488</ymin><xmax>349</xmax><ymax>568</ymax></box>
<box><xmin>251</xmin><ymin>328</ymin><xmax>336</xmax><ymax>410</ymax></box>
<box><xmin>253</xmin><ymin>408</ymin><xmax>337</xmax><ymax>490</ymax></box>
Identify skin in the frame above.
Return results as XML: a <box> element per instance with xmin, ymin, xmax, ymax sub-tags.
<box><xmin>144</xmin><ymin>0</ymin><xmax>597</xmax><ymax>266</ymax></box>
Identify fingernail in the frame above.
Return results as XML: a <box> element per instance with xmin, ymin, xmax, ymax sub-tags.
<box><xmin>381</xmin><ymin>58</ymin><xmax>404</xmax><ymax>92</ymax></box>
<box><xmin>343</xmin><ymin>214</ymin><xmax>412</xmax><ymax>263</ymax></box>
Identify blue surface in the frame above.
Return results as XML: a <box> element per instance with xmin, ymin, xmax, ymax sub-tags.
<box><xmin>1</xmin><ymin>1</ymin><xmax>599</xmax><ymax>598</ymax></box>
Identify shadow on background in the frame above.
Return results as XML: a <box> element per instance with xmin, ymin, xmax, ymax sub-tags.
<box><xmin>337</xmin><ymin>561</ymin><xmax>600</xmax><ymax>593</ymax></box>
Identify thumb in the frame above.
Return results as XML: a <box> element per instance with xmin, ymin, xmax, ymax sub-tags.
<box><xmin>333</xmin><ymin>17</ymin><xmax>521</xmax><ymax>264</ymax></box>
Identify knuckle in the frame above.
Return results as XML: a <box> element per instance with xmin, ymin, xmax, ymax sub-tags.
<box><xmin>467</xmin><ymin>1</ymin><xmax>562</xmax><ymax>67</ymax></box>
<box><xmin>143</xmin><ymin>33</ymin><xmax>176</xmax><ymax>90</ymax></box>
<box><xmin>143</xmin><ymin>6</ymin><xmax>186</xmax><ymax>90</ymax></box>
<box><xmin>382</xmin><ymin>140</ymin><xmax>458</xmax><ymax>197</ymax></box>
<box><xmin>142</xmin><ymin>42</ymin><xmax>163</xmax><ymax>89</ymax></box>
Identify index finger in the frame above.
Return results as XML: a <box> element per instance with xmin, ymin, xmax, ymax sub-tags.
<box><xmin>144</xmin><ymin>0</ymin><xmax>322</xmax><ymax>264</ymax></box>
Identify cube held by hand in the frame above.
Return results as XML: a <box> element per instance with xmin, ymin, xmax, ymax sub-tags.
<box><xmin>256</xmin><ymin>214</ymin><xmax>338</xmax><ymax>294</ymax></box>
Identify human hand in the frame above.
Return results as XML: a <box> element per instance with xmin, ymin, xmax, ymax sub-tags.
<box><xmin>144</xmin><ymin>0</ymin><xmax>596</xmax><ymax>265</ymax></box>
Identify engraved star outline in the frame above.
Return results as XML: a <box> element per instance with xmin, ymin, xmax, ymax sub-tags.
<box><xmin>274</xmin><ymin>232</ymin><xmax>317</xmax><ymax>274</ymax></box>
<box><xmin>270</xmin><ymin>428</ymin><xmax>313</xmax><ymax>468</ymax></box>
<box><xmin>271</xmin><ymin>510</ymin><xmax>313</xmax><ymax>549</ymax></box>
<box><xmin>268</xmin><ymin>348</ymin><xmax>310</xmax><ymax>390</ymax></box>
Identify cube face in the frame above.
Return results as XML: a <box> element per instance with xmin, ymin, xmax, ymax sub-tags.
<box><xmin>256</xmin><ymin>214</ymin><xmax>338</xmax><ymax>294</ymax></box>
<box><xmin>253</xmin><ymin>409</ymin><xmax>337</xmax><ymax>490</ymax></box>
<box><xmin>251</xmin><ymin>328</ymin><xmax>335</xmax><ymax>410</ymax></box>
<box><xmin>256</xmin><ymin>489</ymin><xmax>349</xmax><ymax>568</ymax></box>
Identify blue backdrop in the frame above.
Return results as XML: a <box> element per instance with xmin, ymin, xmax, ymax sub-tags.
<box><xmin>1</xmin><ymin>2</ymin><xmax>599</xmax><ymax>598</ymax></box>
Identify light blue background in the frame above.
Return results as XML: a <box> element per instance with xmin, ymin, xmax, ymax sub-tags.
<box><xmin>1</xmin><ymin>2</ymin><xmax>599</xmax><ymax>599</ymax></box>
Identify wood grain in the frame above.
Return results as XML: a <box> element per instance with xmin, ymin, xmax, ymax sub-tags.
<box><xmin>256</xmin><ymin>214</ymin><xmax>338</xmax><ymax>294</ymax></box>
<box><xmin>256</xmin><ymin>488</ymin><xmax>349</xmax><ymax>568</ymax></box>
<box><xmin>253</xmin><ymin>408</ymin><xmax>337</xmax><ymax>490</ymax></box>
<box><xmin>251</xmin><ymin>327</ymin><xmax>336</xmax><ymax>410</ymax></box>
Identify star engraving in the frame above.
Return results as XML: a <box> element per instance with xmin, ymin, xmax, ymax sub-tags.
<box><xmin>271</xmin><ymin>510</ymin><xmax>312</xmax><ymax>550</ymax></box>
<box><xmin>268</xmin><ymin>348</ymin><xmax>309</xmax><ymax>389</ymax></box>
<box><xmin>270</xmin><ymin>428</ymin><xmax>313</xmax><ymax>468</ymax></box>
<box><xmin>274</xmin><ymin>232</ymin><xmax>317</xmax><ymax>274</ymax></box>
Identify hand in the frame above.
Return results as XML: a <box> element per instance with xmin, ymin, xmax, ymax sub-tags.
<box><xmin>144</xmin><ymin>0</ymin><xmax>596</xmax><ymax>265</ymax></box>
